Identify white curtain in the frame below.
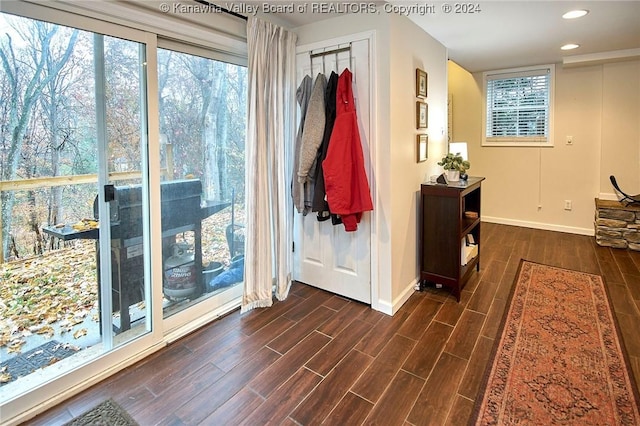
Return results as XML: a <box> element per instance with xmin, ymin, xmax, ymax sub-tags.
<box><xmin>242</xmin><ymin>17</ymin><xmax>297</xmax><ymax>313</ymax></box>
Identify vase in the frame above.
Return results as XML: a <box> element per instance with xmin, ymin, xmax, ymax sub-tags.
<box><xmin>447</xmin><ymin>170</ymin><xmax>460</xmax><ymax>182</ymax></box>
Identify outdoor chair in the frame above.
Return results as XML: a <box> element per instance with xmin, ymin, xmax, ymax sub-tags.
<box><xmin>610</xmin><ymin>175</ymin><xmax>640</xmax><ymax>205</ymax></box>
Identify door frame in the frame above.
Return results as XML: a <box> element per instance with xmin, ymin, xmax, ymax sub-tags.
<box><xmin>294</xmin><ymin>30</ymin><xmax>381</xmax><ymax>313</ymax></box>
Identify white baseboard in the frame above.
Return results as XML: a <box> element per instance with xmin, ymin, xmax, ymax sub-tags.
<box><xmin>391</xmin><ymin>279</ymin><xmax>419</xmax><ymax>315</ymax></box>
<box><xmin>375</xmin><ymin>300</ymin><xmax>393</xmax><ymax>316</ymax></box>
<box><xmin>374</xmin><ymin>279</ymin><xmax>417</xmax><ymax>316</ymax></box>
<box><xmin>483</xmin><ymin>216</ymin><xmax>594</xmax><ymax>236</ymax></box>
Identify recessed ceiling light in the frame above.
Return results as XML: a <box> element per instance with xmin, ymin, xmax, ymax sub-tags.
<box><xmin>562</xmin><ymin>9</ymin><xmax>589</xmax><ymax>19</ymax></box>
<box><xmin>561</xmin><ymin>44</ymin><xmax>580</xmax><ymax>50</ymax></box>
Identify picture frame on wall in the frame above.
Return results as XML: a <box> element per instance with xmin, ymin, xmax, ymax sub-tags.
<box><xmin>416</xmin><ymin>68</ymin><xmax>427</xmax><ymax>98</ymax></box>
<box><xmin>417</xmin><ymin>134</ymin><xmax>428</xmax><ymax>162</ymax></box>
<box><xmin>416</xmin><ymin>101</ymin><xmax>428</xmax><ymax>129</ymax></box>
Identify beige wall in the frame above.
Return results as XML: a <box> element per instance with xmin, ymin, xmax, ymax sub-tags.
<box><xmin>601</xmin><ymin>61</ymin><xmax>640</xmax><ymax>198</ymax></box>
<box><xmin>449</xmin><ymin>59</ymin><xmax>640</xmax><ymax>235</ymax></box>
<box><xmin>295</xmin><ymin>14</ymin><xmax>448</xmax><ymax>313</ymax></box>
<box><xmin>388</xmin><ymin>14</ymin><xmax>448</xmax><ymax>310</ymax></box>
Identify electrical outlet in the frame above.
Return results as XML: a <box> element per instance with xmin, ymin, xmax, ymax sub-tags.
<box><xmin>564</xmin><ymin>200</ymin><xmax>572</xmax><ymax>210</ymax></box>
<box><xmin>566</xmin><ymin>135</ymin><xmax>573</xmax><ymax>145</ymax></box>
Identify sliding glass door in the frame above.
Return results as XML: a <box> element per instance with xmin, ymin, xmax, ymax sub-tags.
<box><xmin>0</xmin><ymin>11</ymin><xmax>151</xmax><ymax>416</ymax></box>
<box><xmin>157</xmin><ymin>47</ymin><xmax>246</xmax><ymax>330</ymax></box>
<box><xmin>0</xmin><ymin>3</ymin><xmax>247</xmax><ymax>422</ymax></box>
<box><xmin>96</xmin><ymin>33</ymin><xmax>151</xmax><ymax>347</ymax></box>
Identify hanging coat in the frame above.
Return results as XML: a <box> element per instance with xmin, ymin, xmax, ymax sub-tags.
<box><xmin>298</xmin><ymin>73</ymin><xmax>327</xmax><ymax>214</ymax></box>
<box><xmin>312</xmin><ymin>71</ymin><xmax>338</xmax><ymax>219</ymax></box>
<box><xmin>292</xmin><ymin>75</ymin><xmax>313</xmax><ymax>213</ymax></box>
<box><xmin>322</xmin><ymin>68</ymin><xmax>373</xmax><ymax>232</ymax></box>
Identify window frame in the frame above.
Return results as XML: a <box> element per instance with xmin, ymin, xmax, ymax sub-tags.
<box><xmin>482</xmin><ymin>64</ymin><xmax>555</xmax><ymax>147</ymax></box>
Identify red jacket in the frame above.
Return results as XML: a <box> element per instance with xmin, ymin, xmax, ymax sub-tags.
<box><xmin>322</xmin><ymin>69</ymin><xmax>373</xmax><ymax>232</ymax></box>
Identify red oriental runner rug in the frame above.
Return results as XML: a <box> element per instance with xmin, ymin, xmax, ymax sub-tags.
<box><xmin>471</xmin><ymin>260</ymin><xmax>640</xmax><ymax>425</ymax></box>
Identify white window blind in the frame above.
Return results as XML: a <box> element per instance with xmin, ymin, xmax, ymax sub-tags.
<box><xmin>483</xmin><ymin>65</ymin><xmax>554</xmax><ymax>146</ymax></box>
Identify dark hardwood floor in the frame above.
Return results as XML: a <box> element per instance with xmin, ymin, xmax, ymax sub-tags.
<box><xmin>26</xmin><ymin>223</ymin><xmax>640</xmax><ymax>425</ymax></box>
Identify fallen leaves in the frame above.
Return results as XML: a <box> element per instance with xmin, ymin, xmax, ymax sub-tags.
<box><xmin>0</xmin><ymin>240</ymin><xmax>98</xmax><ymax>353</ymax></box>
<box><xmin>33</xmin><ymin>325</ymin><xmax>55</xmax><ymax>338</ymax></box>
<box><xmin>73</xmin><ymin>328</ymin><xmax>87</xmax><ymax>339</ymax></box>
<box><xmin>71</xmin><ymin>219</ymin><xmax>99</xmax><ymax>231</ymax></box>
<box><xmin>0</xmin><ymin>366</ymin><xmax>10</xmax><ymax>383</ymax></box>
<box><xmin>0</xmin><ymin>208</ymin><xmax>244</xmax><ymax>354</ymax></box>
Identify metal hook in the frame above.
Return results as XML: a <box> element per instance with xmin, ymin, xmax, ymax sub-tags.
<box><xmin>349</xmin><ymin>42</ymin><xmax>353</xmax><ymax>71</ymax></box>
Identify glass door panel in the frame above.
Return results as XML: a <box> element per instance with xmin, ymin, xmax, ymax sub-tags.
<box><xmin>157</xmin><ymin>48</ymin><xmax>247</xmax><ymax>319</ymax></box>
<box><xmin>0</xmin><ymin>12</ymin><xmax>150</xmax><ymax>402</ymax></box>
<box><xmin>99</xmin><ymin>34</ymin><xmax>151</xmax><ymax>346</ymax></box>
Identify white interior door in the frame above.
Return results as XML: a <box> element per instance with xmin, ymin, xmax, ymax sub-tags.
<box><xmin>293</xmin><ymin>38</ymin><xmax>372</xmax><ymax>304</ymax></box>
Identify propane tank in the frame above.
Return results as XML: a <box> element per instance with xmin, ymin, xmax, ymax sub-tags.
<box><xmin>164</xmin><ymin>243</ymin><xmax>196</xmax><ymax>298</ymax></box>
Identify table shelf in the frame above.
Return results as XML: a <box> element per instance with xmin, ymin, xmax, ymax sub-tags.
<box><xmin>419</xmin><ymin>176</ymin><xmax>485</xmax><ymax>301</ymax></box>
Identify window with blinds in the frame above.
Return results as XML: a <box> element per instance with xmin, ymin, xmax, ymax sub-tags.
<box><xmin>482</xmin><ymin>65</ymin><xmax>555</xmax><ymax>146</ymax></box>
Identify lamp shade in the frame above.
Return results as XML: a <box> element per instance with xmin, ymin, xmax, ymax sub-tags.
<box><xmin>449</xmin><ymin>142</ymin><xmax>468</xmax><ymax>160</ymax></box>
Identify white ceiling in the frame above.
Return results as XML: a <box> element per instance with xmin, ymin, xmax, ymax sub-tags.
<box><xmin>266</xmin><ymin>1</ymin><xmax>640</xmax><ymax>72</ymax></box>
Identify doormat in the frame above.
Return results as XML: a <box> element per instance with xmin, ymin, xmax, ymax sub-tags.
<box><xmin>0</xmin><ymin>340</ymin><xmax>79</xmax><ymax>386</ymax></box>
<box><xmin>63</xmin><ymin>399</ymin><xmax>139</xmax><ymax>426</ymax></box>
<box><xmin>471</xmin><ymin>260</ymin><xmax>640</xmax><ymax>425</ymax></box>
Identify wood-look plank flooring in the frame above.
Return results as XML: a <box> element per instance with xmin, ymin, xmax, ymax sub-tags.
<box><xmin>26</xmin><ymin>223</ymin><xmax>640</xmax><ymax>425</ymax></box>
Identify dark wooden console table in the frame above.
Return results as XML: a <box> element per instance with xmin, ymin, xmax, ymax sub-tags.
<box><xmin>419</xmin><ymin>176</ymin><xmax>485</xmax><ymax>301</ymax></box>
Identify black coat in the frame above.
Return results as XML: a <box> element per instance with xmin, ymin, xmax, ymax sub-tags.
<box><xmin>312</xmin><ymin>71</ymin><xmax>339</xmax><ymax>214</ymax></box>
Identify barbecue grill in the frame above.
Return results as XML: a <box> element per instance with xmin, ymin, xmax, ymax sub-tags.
<box><xmin>43</xmin><ymin>179</ymin><xmax>230</xmax><ymax>332</ymax></box>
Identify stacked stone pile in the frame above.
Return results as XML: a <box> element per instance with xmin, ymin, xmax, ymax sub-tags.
<box><xmin>595</xmin><ymin>198</ymin><xmax>640</xmax><ymax>250</ymax></box>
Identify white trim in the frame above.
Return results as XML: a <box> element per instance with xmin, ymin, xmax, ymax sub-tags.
<box><xmin>599</xmin><ymin>192</ymin><xmax>620</xmax><ymax>201</ymax></box>
<box><xmin>394</xmin><ymin>280</ymin><xmax>419</xmax><ymax>314</ymax></box>
<box><xmin>482</xmin><ymin>141</ymin><xmax>556</xmax><ymax>148</ymax></box>
<box><xmin>563</xmin><ymin>48</ymin><xmax>640</xmax><ymax>68</ymax></box>
<box><xmin>24</xmin><ymin>0</ymin><xmax>247</xmax><ymax>56</ymax></box>
<box><xmin>164</xmin><ymin>297</ymin><xmax>241</xmax><ymax>343</ymax></box>
<box><xmin>376</xmin><ymin>280</ymin><xmax>417</xmax><ymax>316</ymax></box>
<box><xmin>482</xmin><ymin>216</ymin><xmax>594</xmax><ymax>236</ymax></box>
<box><xmin>163</xmin><ymin>286</ymin><xmax>243</xmax><ymax>337</ymax></box>
<box><xmin>375</xmin><ymin>299</ymin><xmax>393</xmax><ymax>316</ymax></box>
<box><xmin>1</xmin><ymin>1</ymin><xmax>247</xmax><ymax>65</ymax></box>
<box><xmin>369</xmin><ymin>32</ymin><xmax>381</xmax><ymax>314</ymax></box>
<box><xmin>1</xmin><ymin>0</ymin><xmax>150</xmax><ymax>43</ymax></box>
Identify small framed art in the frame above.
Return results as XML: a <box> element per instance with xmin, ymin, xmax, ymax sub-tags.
<box><xmin>417</xmin><ymin>134</ymin><xmax>428</xmax><ymax>162</ymax></box>
<box><xmin>416</xmin><ymin>68</ymin><xmax>427</xmax><ymax>98</ymax></box>
<box><xmin>416</xmin><ymin>101</ymin><xmax>428</xmax><ymax>129</ymax></box>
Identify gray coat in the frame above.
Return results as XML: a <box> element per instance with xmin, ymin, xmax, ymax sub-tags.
<box><xmin>292</xmin><ymin>75</ymin><xmax>313</xmax><ymax>213</ymax></box>
<box><xmin>298</xmin><ymin>73</ymin><xmax>327</xmax><ymax>214</ymax></box>
<box><xmin>297</xmin><ymin>73</ymin><xmax>327</xmax><ymax>184</ymax></box>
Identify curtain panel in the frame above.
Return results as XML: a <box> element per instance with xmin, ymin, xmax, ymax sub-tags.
<box><xmin>242</xmin><ymin>17</ymin><xmax>297</xmax><ymax>312</ymax></box>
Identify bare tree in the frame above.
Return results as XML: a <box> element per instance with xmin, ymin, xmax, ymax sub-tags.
<box><xmin>0</xmin><ymin>18</ymin><xmax>78</xmax><ymax>259</ymax></box>
<box><xmin>182</xmin><ymin>56</ymin><xmax>225</xmax><ymax>201</ymax></box>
